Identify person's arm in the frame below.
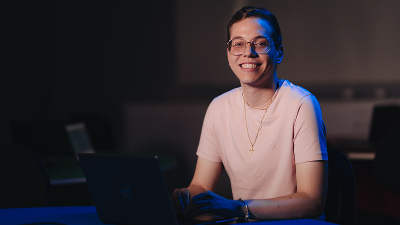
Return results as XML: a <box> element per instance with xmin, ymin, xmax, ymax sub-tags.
<box><xmin>244</xmin><ymin>160</ymin><xmax>328</xmax><ymax>220</ymax></box>
<box><xmin>189</xmin><ymin>157</ymin><xmax>223</xmax><ymax>195</ymax></box>
<box><xmin>183</xmin><ymin>160</ymin><xmax>328</xmax><ymax>220</ymax></box>
<box><xmin>172</xmin><ymin>157</ymin><xmax>223</xmax><ymax>213</ymax></box>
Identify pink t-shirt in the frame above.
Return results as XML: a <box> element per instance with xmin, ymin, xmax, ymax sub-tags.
<box><xmin>196</xmin><ymin>79</ymin><xmax>328</xmax><ymax>200</ymax></box>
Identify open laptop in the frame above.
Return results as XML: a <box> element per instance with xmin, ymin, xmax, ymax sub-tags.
<box><xmin>78</xmin><ymin>153</ymin><xmax>234</xmax><ymax>225</ymax></box>
<box><xmin>65</xmin><ymin>123</ymin><xmax>96</xmax><ymax>160</ymax></box>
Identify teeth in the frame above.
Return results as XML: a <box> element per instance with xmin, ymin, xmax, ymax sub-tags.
<box><xmin>241</xmin><ymin>64</ymin><xmax>257</xmax><ymax>68</ymax></box>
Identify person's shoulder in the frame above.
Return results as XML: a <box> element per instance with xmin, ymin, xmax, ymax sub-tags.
<box><xmin>279</xmin><ymin>79</ymin><xmax>315</xmax><ymax>103</ymax></box>
<box><xmin>210</xmin><ymin>87</ymin><xmax>241</xmax><ymax>106</ymax></box>
<box><xmin>204</xmin><ymin>87</ymin><xmax>241</xmax><ymax>118</ymax></box>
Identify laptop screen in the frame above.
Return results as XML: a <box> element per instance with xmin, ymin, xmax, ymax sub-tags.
<box><xmin>65</xmin><ymin>123</ymin><xmax>95</xmax><ymax>159</ymax></box>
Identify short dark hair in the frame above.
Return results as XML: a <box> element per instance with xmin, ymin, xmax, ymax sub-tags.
<box><xmin>227</xmin><ymin>6</ymin><xmax>282</xmax><ymax>49</ymax></box>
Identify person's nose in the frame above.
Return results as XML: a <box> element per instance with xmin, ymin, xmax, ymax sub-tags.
<box><xmin>242</xmin><ymin>42</ymin><xmax>258</xmax><ymax>58</ymax></box>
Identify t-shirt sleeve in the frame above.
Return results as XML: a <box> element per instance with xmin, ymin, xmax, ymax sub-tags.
<box><xmin>196</xmin><ymin>100</ymin><xmax>222</xmax><ymax>162</ymax></box>
<box><xmin>293</xmin><ymin>94</ymin><xmax>328</xmax><ymax>164</ymax></box>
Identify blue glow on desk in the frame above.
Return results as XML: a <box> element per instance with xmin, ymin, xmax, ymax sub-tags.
<box><xmin>0</xmin><ymin>206</ymin><xmax>337</xmax><ymax>225</ymax></box>
<box><xmin>0</xmin><ymin>206</ymin><xmax>103</xmax><ymax>225</ymax></box>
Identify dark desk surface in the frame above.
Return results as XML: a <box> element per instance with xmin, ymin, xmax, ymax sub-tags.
<box><xmin>0</xmin><ymin>206</ymin><xmax>337</xmax><ymax>225</ymax></box>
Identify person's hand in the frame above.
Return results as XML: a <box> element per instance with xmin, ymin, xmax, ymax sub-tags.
<box><xmin>183</xmin><ymin>191</ymin><xmax>244</xmax><ymax>219</ymax></box>
<box><xmin>171</xmin><ymin>188</ymin><xmax>191</xmax><ymax>214</ymax></box>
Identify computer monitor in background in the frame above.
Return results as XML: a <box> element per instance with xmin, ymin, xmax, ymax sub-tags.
<box><xmin>368</xmin><ymin>105</ymin><xmax>400</xmax><ymax>146</ymax></box>
<box><xmin>65</xmin><ymin>123</ymin><xmax>95</xmax><ymax>160</ymax></box>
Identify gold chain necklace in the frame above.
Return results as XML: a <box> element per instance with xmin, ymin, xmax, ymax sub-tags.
<box><xmin>242</xmin><ymin>86</ymin><xmax>280</xmax><ymax>156</ymax></box>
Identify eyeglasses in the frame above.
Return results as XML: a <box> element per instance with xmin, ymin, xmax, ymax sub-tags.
<box><xmin>227</xmin><ymin>37</ymin><xmax>273</xmax><ymax>56</ymax></box>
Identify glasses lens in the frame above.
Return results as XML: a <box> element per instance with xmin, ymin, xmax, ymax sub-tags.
<box><xmin>228</xmin><ymin>37</ymin><xmax>271</xmax><ymax>55</ymax></box>
<box><xmin>252</xmin><ymin>37</ymin><xmax>270</xmax><ymax>54</ymax></box>
<box><xmin>229</xmin><ymin>38</ymin><xmax>246</xmax><ymax>55</ymax></box>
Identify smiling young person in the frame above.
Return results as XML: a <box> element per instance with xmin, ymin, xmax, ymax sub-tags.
<box><xmin>172</xmin><ymin>6</ymin><xmax>328</xmax><ymax>221</ymax></box>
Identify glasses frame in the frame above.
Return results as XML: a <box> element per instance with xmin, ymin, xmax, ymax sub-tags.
<box><xmin>227</xmin><ymin>36</ymin><xmax>274</xmax><ymax>56</ymax></box>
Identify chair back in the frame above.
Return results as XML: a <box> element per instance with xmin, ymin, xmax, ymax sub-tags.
<box><xmin>0</xmin><ymin>144</ymin><xmax>53</xmax><ymax>208</ymax></box>
<box><xmin>325</xmin><ymin>148</ymin><xmax>357</xmax><ymax>225</ymax></box>
<box><xmin>369</xmin><ymin>105</ymin><xmax>400</xmax><ymax>146</ymax></box>
<box><xmin>373</xmin><ymin>125</ymin><xmax>400</xmax><ymax>195</ymax></box>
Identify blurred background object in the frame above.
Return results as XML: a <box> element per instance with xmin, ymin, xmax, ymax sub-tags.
<box><xmin>373</xmin><ymin>121</ymin><xmax>400</xmax><ymax>195</ymax></box>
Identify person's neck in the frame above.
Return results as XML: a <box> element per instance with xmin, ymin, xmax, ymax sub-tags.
<box><xmin>241</xmin><ymin>76</ymin><xmax>279</xmax><ymax>108</ymax></box>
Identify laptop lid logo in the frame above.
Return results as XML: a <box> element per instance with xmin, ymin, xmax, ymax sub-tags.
<box><xmin>121</xmin><ymin>185</ymin><xmax>132</xmax><ymax>198</ymax></box>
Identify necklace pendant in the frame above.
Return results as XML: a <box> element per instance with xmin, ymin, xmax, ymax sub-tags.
<box><xmin>249</xmin><ymin>148</ymin><xmax>254</xmax><ymax>156</ymax></box>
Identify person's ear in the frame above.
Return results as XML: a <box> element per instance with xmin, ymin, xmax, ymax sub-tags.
<box><xmin>276</xmin><ymin>45</ymin><xmax>284</xmax><ymax>64</ymax></box>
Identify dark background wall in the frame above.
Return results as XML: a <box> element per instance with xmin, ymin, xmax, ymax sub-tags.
<box><xmin>3</xmin><ymin>0</ymin><xmax>400</xmax><ymax>147</ymax></box>
<box><xmin>177</xmin><ymin>0</ymin><xmax>400</xmax><ymax>88</ymax></box>
<box><xmin>2</xmin><ymin>1</ymin><xmax>176</xmax><ymax>148</ymax></box>
<box><xmin>2</xmin><ymin>1</ymin><xmax>52</xmax><ymax>143</ymax></box>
